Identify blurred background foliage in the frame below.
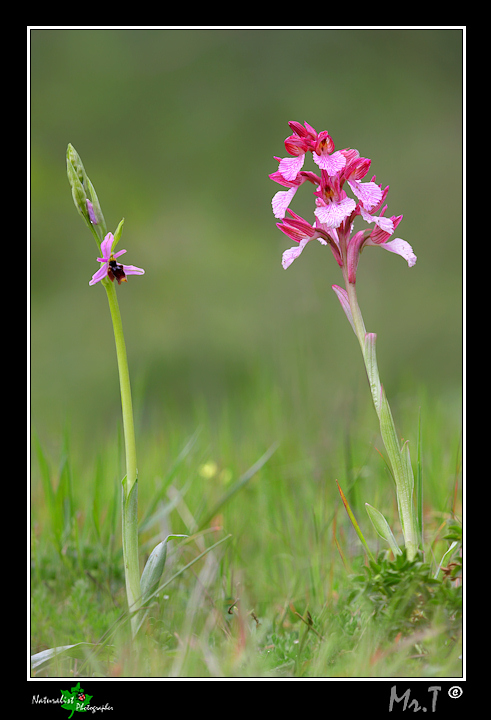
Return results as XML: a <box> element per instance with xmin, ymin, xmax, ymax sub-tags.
<box><xmin>30</xmin><ymin>28</ymin><xmax>462</xmax><ymax>448</ymax></box>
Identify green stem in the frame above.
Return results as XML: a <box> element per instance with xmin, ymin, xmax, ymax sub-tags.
<box><xmin>104</xmin><ymin>279</ymin><xmax>141</xmax><ymax>631</ymax></box>
<box><xmin>343</xmin><ymin>278</ymin><xmax>417</xmax><ymax>560</ymax></box>
<box><xmin>345</xmin><ymin>280</ymin><xmax>366</xmax><ymax>355</ymax></box>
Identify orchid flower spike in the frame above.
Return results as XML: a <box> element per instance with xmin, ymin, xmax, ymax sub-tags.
<box><xmin>270</xmin><ymin>121</ymin><xmax>417</xmax><ymax>278</ymax></box>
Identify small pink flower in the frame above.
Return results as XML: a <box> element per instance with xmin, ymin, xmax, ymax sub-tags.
<box><xmin>277</xmin><ymin>121</ymin><xmax>318</xmax><ymax>181</ymax></box>
<box><xmin>89</xmin><ymin>233</ymin><xmax>145</xmax><ymax>286</ymax></box>
<box><xmin>314</xmin><ymin>195</ymin><xmax>357</xmax><ymax>228</ymax></box>
<box><xmin>312</xmin><ymin>131</ymin><xmax>346</xmax><ymax>176</ymax></box>
<box><xmin>313</xmin><ymin>172</ymin><xmax>356</xmax><ymax>228</ymax></box>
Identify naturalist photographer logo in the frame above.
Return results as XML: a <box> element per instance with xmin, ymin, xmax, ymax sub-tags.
<box><xmin>32</xmin><ymin>682</ymin><xmax>113</xmax><ymax>716</ymax></box>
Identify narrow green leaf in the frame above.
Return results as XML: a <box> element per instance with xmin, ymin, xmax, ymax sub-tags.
<box><xmin>365</xmin><ymin>503</ymin><xmax>402</xmax><ymax>556</ymax></box>
<box><xmin>121</xmin><ymin>476</ymin><xmax>141</xmax><ymax>616</ymax></box>
<box><xmin>112</xmin><ymin>218</ymin><xmax>125</xmax><ymax>248</ymax></box>
<box><xmin>336</xmin><ymin>480</ymin><xmax>375</xmax><ymax>561</ymax></box>
<box><xmin>363</xmin><ymin>333</ymin><xmax>382</xmax><ymax>417</ymax></box>
<box><xmin>416</xmin><ymin>407</ymin><xmax>424</xmax><ymax>545</ymax></box>
<box><xmin>379</xmin><ymin>386</ymin><xmax>405</xmax><ymax>487</ymax></box>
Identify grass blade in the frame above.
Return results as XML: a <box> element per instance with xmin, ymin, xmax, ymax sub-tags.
<box><xmin>336</xmin><ymin>480</ymin><xmax>375</xmax><ymax>562</ymax></box>
<box><xmin>197</xmin><ymin>442</ymin><xmax>279</xmax><ymax>530</ymax></box>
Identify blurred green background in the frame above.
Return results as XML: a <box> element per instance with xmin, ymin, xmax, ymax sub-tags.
<box><xmin>30</xmin><ymin>28</ymin><xmax>462</xmax><ymax>447</ymax></box>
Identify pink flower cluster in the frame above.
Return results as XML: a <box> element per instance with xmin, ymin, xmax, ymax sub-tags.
<box><xmin>270</xmin><ymin>121</ymin><xmax>416</xmax><ymax>279</ymax></box>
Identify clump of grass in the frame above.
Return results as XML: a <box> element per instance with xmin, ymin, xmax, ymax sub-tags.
<box><xmin>31</xmin><ymin>386</ymin><xmax>461</xmax><ymax>678</ymax></box>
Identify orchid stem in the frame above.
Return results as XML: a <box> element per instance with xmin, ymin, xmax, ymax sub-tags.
<box><xmin>104</xmin><ymin>278</ymin><xmax>141</xmax><ymax>633</ymax></box>
<box><xmin>344</xmin><ymin>278</ymin><xmax>417</xmax><ymax>560</ymax></box>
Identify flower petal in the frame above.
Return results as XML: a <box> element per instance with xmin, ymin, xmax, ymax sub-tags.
<box><xmin>365</xmin><ymin>237</ymin><xmax>417</xmax><ymax>267</ymax></box>
<box><xmin>380</xmin><ymin>238</ymin><xmax>417</xmax><ymax>267</ymax></box>
<box><xmin>281</xmin><ymin>237</ymin><xmax>311</xmax><ymax>269</ymax></box>
<box><xmin>272</xmin><ymin>187</ymin><xmax>298</xmax><ymax>219</ymax></box>
<box><xmin>100</xmin><ymin>233</ymin><xmax>115</xmax><ymax>260</ymax></box>
<box><xmin>278</xmin><ymin>154</ymin><xmax>305</xmax><ymax>181</ymax></box>
<box><xmin>89</xmin><ymin>264</ymin><xmax>108</xmax><ymax>286</ymax></box>
<box><xmin>121</xmin><ymin>264</ymin><xmax>145</xmax><ymax>276</ymax></box>
<box><xmin>313</xmin><ymin>150</ymin><xmax>346</xmax><ymax>176</ymax></box>
<box><xmin>360</xmin><ymin>206</ymin><xmax>394</xmax><ymax>234</ymax></box>
<box><xmin>314</xmin><ymin>197</ymin><xmax>356</xmax><ymax>228</ymax></box>
<box><xmin>348</xmin><ymin>180</ymin><xmax>383</xmax><ymax>211</ymax></box>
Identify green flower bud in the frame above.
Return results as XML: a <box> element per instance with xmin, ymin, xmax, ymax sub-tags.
<box><xmin>66</xmin><ymin>143</ymin><xmax>107</xmax><ymax>245</ymax></box>
<box><xmin>66</xmin><ymin>145</ymin><xmax>89</xmax><ymax>220</ymax></box>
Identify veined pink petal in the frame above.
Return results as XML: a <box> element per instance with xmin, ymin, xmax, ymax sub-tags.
<box><xmin>349</xmin><ymin>180</ymin><xmax>383</xmax><ymax>211</ymax></box>
<box><xmin>360</xmin><ymin>206</ymin><xmax>394</xmax><ymax>234</ymax></box>
<box><xmin>281</xmin><ymin>237</ymin><xmax>311</xmax><ymax>269</ymax></box>
<box><xmin>377</xmin><ymin>238</ymin><xmax>417</xmax><ymax>267</ymax></box>
<box><xmin>279</xmin><ymin>154</ymin><xmax>305</xmax><ymax>181</ymax></box>
<box><xmin>313</xmin><ymin>150</ymin><xmax>346</xmax><ymax>176</ymax></box>
<box><xmin>314</xmin><ymin>197</ymin><xmax>356</xmax><ymax>228</ymax></box>
<box><xmin>272</xmin><ymin>187</ymin><xmax>297</xmax><ymax>218</ymax></box>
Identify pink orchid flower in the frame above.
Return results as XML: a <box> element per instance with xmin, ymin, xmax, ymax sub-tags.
<box><xmin>270</xmin><ymin>122</ymin><xmax>417</xmax><ymax>278</ymax></box>
<box><xmin>312</xmin><ymin>131</ymin><xmax>346</xmax><ymax>176</ymax></box>
<box><xmin>89</xmin><ymin>233</ymin><xmax>145</xmax><ymax>286</ymax></box>
<box><xmin>277</xmin><ymin>122</ymin><xmax>313</xmax><ymax>180</ymax></box>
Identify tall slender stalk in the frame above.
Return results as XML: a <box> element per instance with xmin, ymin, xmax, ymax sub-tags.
<box><xmin>104</xmin><ymin>279</ymin><xmax>142</xmax><ymax>630</ymax></box>
<box><xmin>67</xmin><ymin>144</ymin><xmax>145</xmax><ymax>633</ymax></box>
<box><xmin>344</xmin><ymin>275</ymin><xmax>417</xmax><ymax>559</ymax></box>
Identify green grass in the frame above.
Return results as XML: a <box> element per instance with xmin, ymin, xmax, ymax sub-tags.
<box><xmin>30</xmin><ymin>381</ymin><xmax>462</xmax><ymax>678</ymax></box>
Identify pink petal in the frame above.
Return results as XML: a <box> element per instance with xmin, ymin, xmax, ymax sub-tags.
<box><xmin>349</xmin><ymin>180</ymin><xmax>383</xmax><ymax>211</ymax></box>
<box><xmin>314</xmin><ymin>197</ymin><xmax>356</xmax><ymax>228</ymax></box>
<box><xmin>281</xmin><ymin>237</ymin><xmax>310</xmax><ymax>269</ymax></box>
<box><xmin>360</xmin><ymin>207</ymin><xmax>394</xmax><ymax>234</ymax></box>
<box><xmin>313</xmin><ymin>150</ymin><xmax>346</xmax><ymax>176</ymax></box>
<box><xmin>272</xmin><ymin>187</ymin><xmax>297</xmax><ymax>219</ymax></box>
<box><xmin>122</xmin><ymin>264</ymin><xmax>145</xmax><ymax>276</ymax></box>
<box><xmin>380</xmin><ymin>238</ymin><xmax>417</xmax><ymax>267</ymax></box>
<box><xmin>278</xmin><ymin>154</ymin><xmax>305</xmax><ymax>181</ymax></box>
<box><xmin>89</xmin><ymin>264</ymin><xmax>108</xmax><ymax>286</ymax></box>
<box><xmin>100</xmin><ymin>233</ymin><xmax>115</xmax><ymax>260</ymax></box>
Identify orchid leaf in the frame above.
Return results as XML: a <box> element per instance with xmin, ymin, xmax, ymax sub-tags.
<box><xmin>365</xmin><ymin>503</ymin><xmax>402</xmax><ymax>556</ymax></box>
